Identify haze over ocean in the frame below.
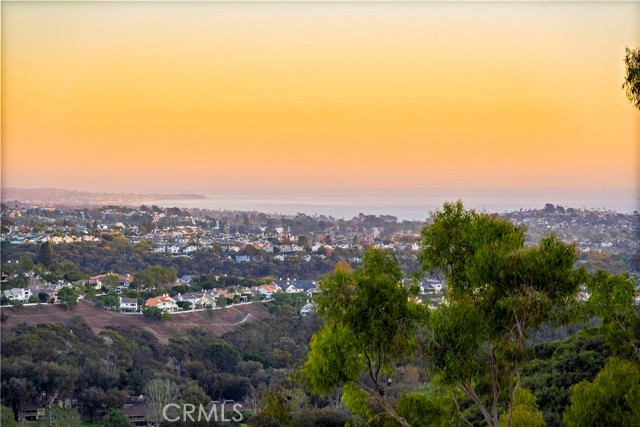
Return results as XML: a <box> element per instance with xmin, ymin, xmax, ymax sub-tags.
<box><xmin>151</xmin><ymin>187</ymin><xmax>639</xmax><ymax>220</ymax></box>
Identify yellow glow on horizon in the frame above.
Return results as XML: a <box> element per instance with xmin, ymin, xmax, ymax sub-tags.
<box><xmin>2</xmin><ymin>1</ymin><xmax>638</xmax><ymax>192</ymax></box>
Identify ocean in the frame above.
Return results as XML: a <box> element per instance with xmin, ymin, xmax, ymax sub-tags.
<box><xmin>151</xmin><ymin>188</ymin><xmax>639</xmax><ymax>221</ymax></box>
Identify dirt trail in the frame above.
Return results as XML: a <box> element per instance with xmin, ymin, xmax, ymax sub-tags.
<box><xmin>0</xmin><ymin>299</ymin><xmax>271</xmax><ymax>343</ymax></box>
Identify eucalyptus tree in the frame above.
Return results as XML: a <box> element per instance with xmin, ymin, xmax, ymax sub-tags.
<box><xmin>302</xmin><ymin>248</ymin><xmax>427</xmax><ymax>427</ymax></box>
<box><xmin>419</xmin><ymin>201</ymin><xmax>584</xmax><ymax>427</ymax></box>
<box><xmin>585</xmin><ymin>270</ymin><xmax>640</xmax><ymax>362</ymax></box>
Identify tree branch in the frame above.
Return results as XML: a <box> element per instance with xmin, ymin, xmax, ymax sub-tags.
<box><xmin>460</xmin><ymin>382</ymin><xmax>498</xmax><ymax>427</ymax></box>
<box><xmin>490</xmin><ymin>349</ymin><xmax>500</xmax><ymax>422</ymax></box>
<box><xmin>451</xmin><ymin>389</ymin><xmax>475</xmax><ymax>427</ymax></box>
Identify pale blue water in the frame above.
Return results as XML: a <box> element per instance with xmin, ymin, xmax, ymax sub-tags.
<box><xmin>151</xmin><ymin>188</ymin><xmax>639</xmax><ymax>220</ymax></box>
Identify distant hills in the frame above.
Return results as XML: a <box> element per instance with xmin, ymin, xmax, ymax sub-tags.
<box><xmin>0</xmin><ymin>187</ymin><xmax>206</xmax><ymax>207</ymax></box>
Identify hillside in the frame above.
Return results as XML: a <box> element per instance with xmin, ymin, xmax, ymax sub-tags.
<box><xmin>0</xmin><ymin>299</ymin><xmax>271</xmax><ymax>343</ymax></box>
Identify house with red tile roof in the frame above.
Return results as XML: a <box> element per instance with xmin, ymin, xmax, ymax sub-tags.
<box><xmin>250</xmin><ymin>283</ymin><xmax>281</xmax><ymax>297</ymax></box>
<box><xmin>145</xmin><ymin>294</ymin><xmax>178</xmax><ymax>312</ymax></box>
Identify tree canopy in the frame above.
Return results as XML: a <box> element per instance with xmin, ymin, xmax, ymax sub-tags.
<box><xmin>585</xmin><ymin>270</ymin><xmax>640</xmax><ymax>362</ymax></box>
<box><xmin>623</xmin><ymin>47</ymin><xmax>640</xmax><ymax>109</ymax></box>
<box><xmin>57</xmin><ymin>287</ymin><xmax>78</xmax><ymax>309</ymax></box>
<box><xmin>37</xmin><ymin>406</ymin><xmax>82</xmax><ymax>427</ymax></box>
<box><xmin>102</xmin><ymin>408</ymin><xmax>134</xmax><ymax>427</ymax></box>
<box><xmin>37</xmin><ymin>241</ymin><xmax>54</xmax><ymax>268</ymax></box>
<box><xmin>563</xmin><ymin>357</ymin><xmax>640</xmax><ymax>427</ymax></box>
<box><xmin>419</xmin><ymin>201</ymin><xmax>584</xmax><ymax>427</ymax></box>
<box><xmin>302</xmin><ymin>248</ymin><xmax>427</xmax><ymax>426</ymax></box>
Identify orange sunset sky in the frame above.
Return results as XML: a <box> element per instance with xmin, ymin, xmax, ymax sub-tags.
<box><xmin>2</xmin><ymin>1</ymin><xmax>639</xmax><ymax>194</ymax></box>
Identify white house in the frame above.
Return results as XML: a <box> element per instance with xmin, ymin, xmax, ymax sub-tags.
<box><xmin>167</xmin><ymin>245</ymin><xmax>181</xmax><ymax>254</ymax></box>
<box><xmin>119</xmin><ymin>297</ymin><xmax>139</xmax><ymax>312</ymax></box>
<box><xmin>2</xmin><ymin>288</ymin><xmax>32</xmax><ymax>302</ymax></box>
<box><xmin>174</xmin><ymin>292</ymin><xmax>206</xmax><ymax>309</ymax></box>
<box><xmin>251</xmin><ymin>284</ymin><xmax>281</xmax><ymax>297</ymax></box>
<box><xmin>285</xmin><ymin>284</ymin><xmax>303</xmax><ymax>293</ymax></box>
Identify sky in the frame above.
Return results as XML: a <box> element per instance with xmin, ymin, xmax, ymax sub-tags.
<box><xmin>2</xmin><ymin>1</ymin><xmax>639</xmax><ymax>195</ymax></box>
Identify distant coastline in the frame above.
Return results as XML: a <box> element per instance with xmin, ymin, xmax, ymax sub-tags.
<box><xmin>1</xmin><ymin>186</ymin><xmax>637</xmax><ymax>220</ymax></box>
<box><xmin>0</xmin><ymin>187</ymin><xmax>206</xmax><ymax>208</ymax></box>
<box><xmin>151</xmin><ymin>187</ymin><xmax>639</xmax><ymax>221</ymax></box>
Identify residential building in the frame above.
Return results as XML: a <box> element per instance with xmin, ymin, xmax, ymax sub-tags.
<box><xmin>145</xmin><ymin>295</ymin><xmax>178</xmax><ymax>312</ymax></box>
<box><xmin>251</xmin><ymin>284</ymin><xmax>281</xmax><ymax>297</ymax></box>
<box><xmin>18</xmin><ymin>403</ymin><xmax>45</xmax><ymax>422</ymax></box>
<box><xmin>122</xmin><ymin>396</ymin><xmax>147</xmax><ymax>427</ymax></box>
<box><xmin>119</xmin><ymin>297</ymin><xmax>139</xmax><ymax>312</ymax></box>
<box><xmin>2</xmin><ymin>287</ymin><xmax>32</xmax><ymax>302</ymax></box>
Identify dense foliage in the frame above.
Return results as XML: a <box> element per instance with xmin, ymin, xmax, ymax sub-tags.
<box><xmin>2</xmin><ymin>202</ymin><xmax>638</xmax><ymax>426</ymax></box>
<box><xmin>623</xmin><ymin>47</ymin><xmax>640</xmax><ymax>109</ymax></box>
<box><xmin>0</xmin><ymin>297</ymin><xmax>324</xmax><ymax>425</ymax></box>
<box><xmin>302</xmin><ymin>250</ymin><xmax>427</xmax><ymax>426</ymax></box>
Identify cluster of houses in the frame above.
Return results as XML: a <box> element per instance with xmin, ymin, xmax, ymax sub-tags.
<box><xmin>3</xmin><ymin>233</ymin><xmax>101</xmax><ymax>245</ymax></box>
<box><xmin>2</xmin><ymin>282</ymin><xmax>70</xmax><ymax>304</ymax></box>
<box><xmin>0</xmin><ymin>271</ymin><xmax>450</xmax><ymax>312</ymax></box>
<box><xmin>0</xmin><ymin>269</ymin><xmax>325</xmax><ymax>316</ymax></box>
<box><xmin>1</xmin><ymin>257</ymin><xmax>462</xmax><ymax>315</ymax></box>
<box><xmin>1</xmin><ymin>273</ymin><xmax>139</xmax><ymax>305</ymax></box>
<box><xmin>140</xmin><ymin>278</ymin><xmax>321</xmax><ymax>314</ymax></box>
<box><xmin>82</xmin><ymin>273</ymin><xmax>135</xmax><ymax>293</ymax></box>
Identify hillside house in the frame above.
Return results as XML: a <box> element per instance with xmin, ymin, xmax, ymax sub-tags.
<box><xmin>174</xmin><ymin>291</ymin><xmax>214</xmax><ymax>309</ymax></box>
<box><xmin>251</xmin><ymin>284</ymin><xmax>281</xmax><ymax>297</ymax></box>
<box><xmin>122</xmin><ymin>396</ymin><xmax>147</xmax><ymax>427</ymax></box>
<box><xmin>27</xmin><ymin>284</ymin><xmax>59</xmax><ymax>302</ymax></box>
<box><xmin>89</xmin><ymin>273</ymin><xmax>133</xmax><ymax>291</ymax></box>
<box><xmin>145</xmin><ymin>295</ymin><xmax>178</xmax><ymax>312</ymax></box>
<box><xmin>285</xmin><ymin>284</ymin><xmax>303</xmax><ymax>293</ymax></box>
<box><xmin>2</xmin><ymin>287</ymin><xmax>32</xmax><ymax>302</ymax></box>
<box><xmin>119</xmin><ymin>297</ymin><xmax>139</xmax><ymax>312</ymax></box>
<box><xmin>274</xmin><ymin>278</ymin><xmax>317</xmax><ymax>294</ymax></box>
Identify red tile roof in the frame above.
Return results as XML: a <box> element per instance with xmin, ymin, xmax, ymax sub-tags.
<box><xmin>145</xmin><ymin>295</ymin><xmax>175</xmax><ymax>307</ymax></box>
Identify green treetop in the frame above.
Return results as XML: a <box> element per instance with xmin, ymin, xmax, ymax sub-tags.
<box><xmin>302</xmin><ymin>248</ymin><xmax>427</xmax><ymax>427</ymax></box>
<box><xmin>419</xmin><ymin>201</ymin><xmax>584</xmax><ymax>427</ymax></box>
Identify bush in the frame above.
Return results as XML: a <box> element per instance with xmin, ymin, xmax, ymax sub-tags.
<box><xmin>143</xmin><ymin>306</ymin><xmax>164</xmax><ymax>320</ymax></box>
<box><xmin>177</xmin><ymin>301</ymin><xmax>192</xmax><ymax>310</ymax></box>
<box><xmin>10</xmin><ymin>300</ymin><xmax>24</xmax><ymax>309</ymax></box>
<box><xmin>564</xmin><ymin>357</ymin><xmax>640</xmax><ymax>427</ymax></box>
